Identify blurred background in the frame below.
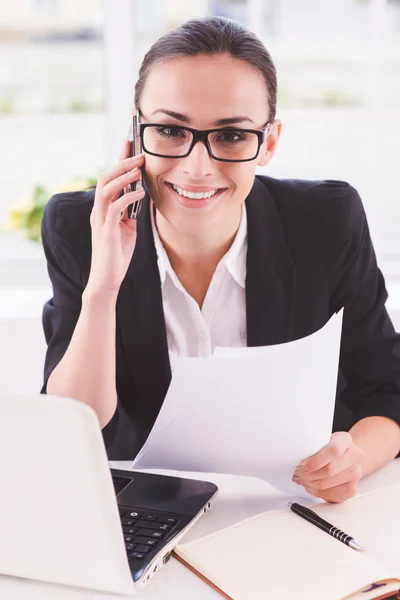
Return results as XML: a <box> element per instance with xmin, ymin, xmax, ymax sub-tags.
<box><xmin>0</xmin><ymin>0</ymin><xmax>399</xmax><ymax>393</ymax></box>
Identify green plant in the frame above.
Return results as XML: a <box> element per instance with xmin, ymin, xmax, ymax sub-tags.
<box><xmin>0</xmin><ymin>95</ymin><xmax>15</xmax><ymax>114</ymax></box>
<box><xmin>6</xmin><ymin>176</ymin><xmax>98</xmax><ymax>243</ymax></box>
<box><xmin>68</xmin><ymin>98</ymin><xmax>94</xmax><ymax>112</ymax></box>
<box><xmin>321</xmin><ymin>89</ymin><xmax>360</xmax><ymax>107</ymax></box>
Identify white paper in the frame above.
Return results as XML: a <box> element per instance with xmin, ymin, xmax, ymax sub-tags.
<box><xmin>133</xmin><ymin>311</ymin><xmax>343</xmax><ymax>498</ymax></box>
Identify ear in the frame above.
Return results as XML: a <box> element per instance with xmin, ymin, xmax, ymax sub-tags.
<box><xmin>257</xmin><ymin>120</ymin><xmax>282</xmax><ymax>167</ymax></box>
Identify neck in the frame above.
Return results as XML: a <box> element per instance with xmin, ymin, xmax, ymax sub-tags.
<box><xmin>155</xmin><ymin>205</ymin><xmax>242</xmax><ymax>275</ymax></box>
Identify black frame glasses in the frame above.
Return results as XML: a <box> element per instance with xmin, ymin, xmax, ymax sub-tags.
<box><xmin>137</xmin><ymin>121</ymin><xmax>270</xmax><ymax>163</ymax></box>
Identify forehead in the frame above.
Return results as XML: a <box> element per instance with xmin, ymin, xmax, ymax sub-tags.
<box><xmin>139</xmin><ymin>54</ymin><xmax>269</xmax><ymax>126</ymax></box>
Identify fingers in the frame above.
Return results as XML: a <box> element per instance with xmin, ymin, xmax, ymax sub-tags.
<box><xmin>291</xmin><ymin>431</ymin><xmax>364</xmax><ymax>503</ymax></box>
<box><xmin>102</xmin><ymin>166</ymin><xmax>143</xmax><ymax>204</ymax></box>
<box><xmin>300</xmin><ymin>462</ymin><xmax>363</xmax><ymax>492</ymax></box>
<box><xmin>119</xmin><ymin>138</ymin><xmax>132</xmax><ymax>161</ymax></box>
<box><xmin>97</xmin><ymin>153</ymin><xmax>144</xmax><ymax>191</ymax></box>
<box><xmin>104</xmin><ymin>187</ymin><xmax>145</xmax><ymax>228</ymax></box>
<box><xmin>93</xmin><ymin>167</ymin><xmax>144</xmax><ymax>224</ymax></box>
<box><xmin>93</xmin><ymin>140</ymin><xmax>145</xmax><ymax>222</ymax></box>
<box><xmin>294</xmin><ymin>432</ymin><xmax>352</xmax><ymax>475</ymax></box>
<box><xmin>303</xmin><ymin>479</ymin><xmax>360</xmax><ymax>503</ymax></box>
<box><xmin>301</xmin><ymin>444</ymin><xmax>364</xmax><ymax>483</ymax></box>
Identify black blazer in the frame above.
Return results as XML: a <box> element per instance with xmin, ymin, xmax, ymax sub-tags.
<box><xmin>41</xmin><ymin>176</ymin><xmax>400</xmax><ymax>460</ymax></box>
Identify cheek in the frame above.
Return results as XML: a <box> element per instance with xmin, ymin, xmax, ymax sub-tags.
<box><xmin>142</xmin><ymin>159</ymin><xmax>169</xmax><ymax>195</ymax></box>
<box><xmin>225</xmin><ymin>164</ymin><xmax>257</xmax><ymax>193</ymax></box>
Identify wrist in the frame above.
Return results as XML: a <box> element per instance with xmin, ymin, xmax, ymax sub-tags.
<box><xmin>349</xmin><ymin>416</ymin><xmax>400</xmax><ymax>477</ymax></box>
<box><xmin>82</xmin><ymin>283</ymin><xmax>119</xmax><ymax>307</ymax></box>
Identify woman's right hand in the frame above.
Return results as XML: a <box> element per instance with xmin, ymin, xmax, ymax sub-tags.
<box><xmin>85</xmin><ymin>140</ymin><xmax>146</xmax><ymax>297</ymax></box>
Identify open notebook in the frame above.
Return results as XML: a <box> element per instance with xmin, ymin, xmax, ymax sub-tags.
<box><xmin>174</xmin><ymin>484</ymin><xmax>400</xmax><ymax>600</ymax></box>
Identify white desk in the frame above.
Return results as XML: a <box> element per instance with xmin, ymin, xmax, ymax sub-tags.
<box><xmin>0</xmin><ymin>460</ymin><xmax>399</xmax><ymax>600</ymax></box>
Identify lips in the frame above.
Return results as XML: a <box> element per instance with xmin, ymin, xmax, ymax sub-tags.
<box><xmin>166</xmin><ymin>182</ymin><xmax>225</xmax><ymax>196</ymax></box>
<box><xmin>164</xmin><ymin>181</ymin><xmax>227</xmax><ymax>208</ymax></box>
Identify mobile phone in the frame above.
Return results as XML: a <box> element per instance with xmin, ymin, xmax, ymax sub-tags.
<box><xmin>125</xmin><ymin>111</ymin><xmax>143</xmax><ymax>219</ymax></box>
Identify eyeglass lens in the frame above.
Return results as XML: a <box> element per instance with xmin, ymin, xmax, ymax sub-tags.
<box><xmin>143</xmin><ymin>125</ymin><xmax>259</xmax><ymax>160</ymax></box>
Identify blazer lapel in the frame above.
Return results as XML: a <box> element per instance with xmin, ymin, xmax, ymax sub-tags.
<box><xmin>116</xmin><ymin>177</ymin><xmax>297</xmax><ymax>431</ymax></box>
<box><xmin>116</xmin><ymin>194</ymin><xmax>171</xmax><ymax>429</ymax></box>
<box><xmin>246</xmin><ymin>177</ymin><xmax>296</xmax><ymax>346</ymax></box>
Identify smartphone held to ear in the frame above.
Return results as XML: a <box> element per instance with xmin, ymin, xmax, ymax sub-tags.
<box><xmin>125</xmin><ymin>114</ymin><xmax>143</xmax><ymax>219</ymax></box>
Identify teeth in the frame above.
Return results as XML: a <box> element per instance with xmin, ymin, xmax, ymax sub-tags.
<box><xmin>171</xmin><ymin>184</ymin><xmax>219</xmax><ymax>199</ymax></box>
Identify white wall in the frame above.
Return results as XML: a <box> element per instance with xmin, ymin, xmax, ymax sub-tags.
<box><xmin>0</xmin><ymin>0</ymin><xmax>102</xmax><ymax>30</ymax></box>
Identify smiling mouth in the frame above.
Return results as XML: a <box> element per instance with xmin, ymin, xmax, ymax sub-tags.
<box><xmin>166</xmin><ymin>182</ymin><xmax>227</xmax><ymax>200</ymax></box>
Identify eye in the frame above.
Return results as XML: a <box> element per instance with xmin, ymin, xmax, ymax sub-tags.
<box><xmin>155</xmin><ymin>126</ymin><xmax>186</xmax><ymax>138</ymax></box>
<box><xmin>216</xmin><ymin>130</ymin><xmax>247</xmax><ymax>143</ymax></box>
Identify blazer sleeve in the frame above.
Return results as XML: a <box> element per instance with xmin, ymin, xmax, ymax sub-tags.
<box><xmin>318</xmin><ymin>182</ymin><xmax>400</xmax><ymax>429</ymax></box>
<box><xmin>41</xmin><ymin>193</ymin><xmax>118</xmax><ymax>448</ymax></box>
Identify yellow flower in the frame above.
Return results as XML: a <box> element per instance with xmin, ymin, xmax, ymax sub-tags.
<box><xmin>6</xmin><ymin>211</ymin><xmax>23</xmax><ymax>231</ymax></box>
<box><xmin>4</xmin><ymin>175</ymin><xmax>98</xmax><ymax>242</ymax></box>
<box><xmin>4</xmin><ymin>196</ymin><xmax>35</xmax><ymax>231</ymax></box>
<box><xmin>58</xmin><ymin>178</ymin><xmax>93</xmax><ymax>193</ymax></box>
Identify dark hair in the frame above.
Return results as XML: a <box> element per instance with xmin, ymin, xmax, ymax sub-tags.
<box><xmin>134</xmin><ymin>15</ymin><xmax>277</xmax><ymax>123</ymax></box>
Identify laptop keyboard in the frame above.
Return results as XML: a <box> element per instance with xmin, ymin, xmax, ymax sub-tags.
<box><xmin>118</xmin><ymin>506</ymin><xmax>182</xmax><ymax>562</ymax></box>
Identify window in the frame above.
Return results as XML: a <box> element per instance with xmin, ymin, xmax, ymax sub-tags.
<box><xmin>34</xmin><ymin>0</ymin><xmax>59</xmax><ymax>15</ymax></box>
<box><xmin>0</xmin><ymin>0</ymin><xmax>105</xmax><ymax>231</ymax></box>
<box><xmin>1</xmin><ymin>0</ymin><xmax>399</xmax><ymax>287</ymax></box>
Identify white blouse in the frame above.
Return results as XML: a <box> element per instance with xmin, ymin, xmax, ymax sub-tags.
<box><xmin>150</xmin><ymin>202</ymin><xmax>248</xmax><ymax>374</ymax></box>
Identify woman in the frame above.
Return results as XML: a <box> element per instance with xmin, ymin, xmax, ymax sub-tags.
<box><xmin>41</xmin><ymin>16</ymin><xmax>400</xmax><ymax>502</ymax></box>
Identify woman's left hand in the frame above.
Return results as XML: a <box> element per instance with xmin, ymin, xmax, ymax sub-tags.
<box><xmin>292</xmin><ymin>432</ymin><xmax>365</xmax><ymax>502</ymax></box>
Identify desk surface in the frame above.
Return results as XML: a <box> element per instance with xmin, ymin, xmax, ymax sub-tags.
<box><xmin>0</xmin><ymin>460</ymin><xmax>399</xmax><ymax>600</ymax></box>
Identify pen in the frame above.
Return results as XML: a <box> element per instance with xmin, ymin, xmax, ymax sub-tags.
<box><xmin>287</xmin><ymin>501</ymin><xmax>363</xmax><ymax>551</ymax></box>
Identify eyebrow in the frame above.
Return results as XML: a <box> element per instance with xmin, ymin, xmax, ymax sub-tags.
<box><xmin>149</xmin><ymin>108</ymin><xmax>255</xmax><ymax>126</ymax></box>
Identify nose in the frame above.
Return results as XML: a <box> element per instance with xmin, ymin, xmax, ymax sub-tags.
<box><xmin>180</xmin><ymin>139</ymin><xmax>215</xmax><ymax>179</ymax></box>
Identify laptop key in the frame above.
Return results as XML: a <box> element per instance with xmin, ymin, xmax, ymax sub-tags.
<box><xmin>121</xmin><ymin>518</ymin><xmax>135</xmax><ymax>526</ymax></box>
<box><xmin>134</xmin><ymin>536</ymin><xmax>159</xmax><ymax>546</ymax></box>
<box><xmin>136</xmin><ymin>521</ymin><xmax>171</xmax><ymax>532</ymax></box>
<box><xmin>125</xmin><ymin>543</ymin><xmax>135</xmax><ymax>551</ymax></box>
<box><xmin>137</xmin><ymin>528</ymin><xmax>164</xmax><ymax>539</ymax></box>
<box><xmin>150</xmin><ymin>531</ymin><xmax>164</xmax><ymax>539</ymax></box>
<box><xmin>134</xmin><ymin>545</ymin><xmax>151</xmax><ymax>554</ymax></box>
<box><xmin>129</xmin><ymin>552</ymin><xmax>145</xmax><ymax>560</ymax></box>
<box><xmin>122</xmin><ymin>526</ymin><xmax>137</xmax><ymax>535</ymax></box>
<box><xmin>126</xmin><ymin>511</ymin><xmax>141</xmax><ymax>519</ymax></box>
<box><xmin>124</xmin><ymin>535</ymin><xmax>134</xmax><ymax>543</ymax></box>
<box><xmin>140</xmin><ymin>514</ymin><xmax>157</xmax><ymax>521</ymax></box>
<box><xmin>158</xmin><ymin>517</ymin><xmax>177</xmax><ymax>524</ymax></box>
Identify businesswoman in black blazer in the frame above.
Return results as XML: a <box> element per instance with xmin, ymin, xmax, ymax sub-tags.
<box><xmin>41</xmin><ymin>16</ymin><xmax>400</xmax><ymax>503</ymax></box>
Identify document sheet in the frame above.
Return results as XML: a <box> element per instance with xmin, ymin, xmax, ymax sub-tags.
<box><xmin>133</xmin><ymin>311</ymin><xmax>343</xmax><ymax>497</ymax></box>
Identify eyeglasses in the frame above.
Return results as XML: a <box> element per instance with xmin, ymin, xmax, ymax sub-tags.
<box><xmin>137</xmin><ymin>121</ymin><xmax>270</xmax><ymax>163</ymax></box>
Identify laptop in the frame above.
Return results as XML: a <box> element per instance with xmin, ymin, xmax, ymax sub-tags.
<box><xmin>0</xmin><ymin>393</ymin><xmax>218</xmax><ymax>595</ymax></box>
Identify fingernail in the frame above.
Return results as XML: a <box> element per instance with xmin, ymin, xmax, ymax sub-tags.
<box><xmin>295</xmin><ymin>462</ymin><xmax>307</xmax><ymax>471</ymax></box>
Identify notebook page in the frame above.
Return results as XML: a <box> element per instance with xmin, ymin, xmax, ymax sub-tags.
<box><xmin>313</xmin><ymin>485</ymin><xmax>400</xmax><ymax>574</ymax></box>
<box><xmin>175</xmin><ymin>502</ymin><xmax>397</xmax><ymax>600</ymax></box>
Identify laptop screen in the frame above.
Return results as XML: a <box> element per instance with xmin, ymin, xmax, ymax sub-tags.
<box><xmin>112</xmin><ymin>475</ymin><xmax>134</xmax><ymax>496</ymax></box>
